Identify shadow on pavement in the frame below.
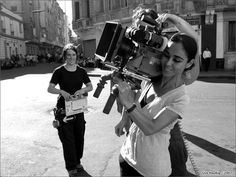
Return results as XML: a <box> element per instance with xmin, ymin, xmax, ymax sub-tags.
<box><xmin>197</xmin><ymin>70</ymin><xmax>235</xmax><ymax>84</ymax></box>
<box><xmin>0</xmin><ymin>63</ymin><xmax>61</xmax><ymax>81</ymax></box>
<box><xmin>184</xmin><ymin>132</ymin><xmax>236</xmax><ymax>164</ymax></box>
<box><xmin>197</xmin><ymin>77</ymin><xmax>235</xmax><ymax>84</ymax></box>
<box><xmin>77</xmin><ymin>169</ymin><xmax>92</xmax><ymax>176</ymax></box>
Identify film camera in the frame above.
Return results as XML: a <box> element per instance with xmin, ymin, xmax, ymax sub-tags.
<box><xmin>94</xmin><ymin>12</ymin><xmax>169</xmax><ymax>114</ymax></box>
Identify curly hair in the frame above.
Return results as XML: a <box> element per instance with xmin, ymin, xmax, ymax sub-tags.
<box><xmin>61</xmin><ymin>43</ymin><xmax>78</xmax><ymax>59</ymax></box>
<box><xmin>132</xmin><ymin>5</ymin><xmax>158</xmax><ymax>27</ymax></box>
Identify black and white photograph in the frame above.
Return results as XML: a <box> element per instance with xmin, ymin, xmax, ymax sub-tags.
<box><xmin>1</xmin><ymin>0</ymin><xmax>235</xmax><ymax>176</ymax></box>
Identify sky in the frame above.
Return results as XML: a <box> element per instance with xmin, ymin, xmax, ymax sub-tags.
<box><xmin>57</xmin><ymin>0</ymin><xmax>77</xmax><ymax>36</ymax></box>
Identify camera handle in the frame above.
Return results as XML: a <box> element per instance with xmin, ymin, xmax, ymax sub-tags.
<box><xmin>103</xmin><ymin>86</ymin><xmax>119</xmax><ymax>114</ymax></box>
<box><xmin>93</xmin><ymin>73</ymin><xmax>113</xmax><ymax>98</ymax></box>
<box><xmin>102</xmin><ymin>72</ymin><xmax>143</xmax><ymax>114</ymax></box>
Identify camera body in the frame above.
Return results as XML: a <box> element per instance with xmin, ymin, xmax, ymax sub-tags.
<box><xmin>95</xmin><ymin>14</ymin><xmax>168</xmax><ymax>81</ymax></box>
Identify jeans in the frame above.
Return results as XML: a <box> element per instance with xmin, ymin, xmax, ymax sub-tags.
<box><xmin>119</xmin><ymin>154</ymin><xmax>143</xmax><ymax>176</ymax></box>
<box><xmin>58</xmin><ymin>113</ymin><xmax>86</xmax><ymax>171</ymax></box>
<box><xmin>169</xmin><ymin>122</ymin><xmax>188</xmax><ymax>176</ymax></box>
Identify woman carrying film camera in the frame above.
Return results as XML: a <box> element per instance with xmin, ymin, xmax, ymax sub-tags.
<box><xmin>47</xmin><ymin>43</ymin><xmax>93</xmax><ymax>177</ymax></box>
<box><xmin>114</xmin><ymin>6</ymin><xmax>199</xmax><ymax>177</ymax></box>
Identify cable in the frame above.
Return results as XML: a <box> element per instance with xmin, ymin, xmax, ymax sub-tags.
<box><xmin>177</xmin><ymin>120</ymin><xmax>201</xmax><ymax>177</ymax></box>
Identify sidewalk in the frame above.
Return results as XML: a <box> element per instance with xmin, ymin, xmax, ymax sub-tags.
<box><xmin>1</xmin><ymin>63</ymin><xmax>234</xmax><ymax>80</ymax></box>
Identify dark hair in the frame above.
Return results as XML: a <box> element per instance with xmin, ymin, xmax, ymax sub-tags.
<box><xmin>61</xmin><ymin>43</ymin><xmax>78</xmax><ymax>59</ymax></box>
<box><xmin>132</xmin><ymin>6</ymin><xmax>157</xmax><ymax>25</ymax></box>
<box><xmin>170</xmin><ymin>33</ymin><xmax>197</xmax><ymax>62</ymax></box>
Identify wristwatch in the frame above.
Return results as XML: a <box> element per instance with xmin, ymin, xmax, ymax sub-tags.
<box><xmin>126</xmin><ymin>104</ymin><xmax>137</xmax><ymax>113</ymax></box>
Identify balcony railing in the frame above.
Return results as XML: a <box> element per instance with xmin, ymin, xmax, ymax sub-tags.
<box><xmin>2</xmin><ymin>28</ymin><xmax>6</xmax><ymax>34</ymax></box>
<box><xmin>91</xmin><ymin>7</ymin><xmax>132</xmax><ymax>24</ymax></box>
<box><xmin>72</xmin><ymin>18</ymin><xmax>93</xmax><ymax>30</ymax></box>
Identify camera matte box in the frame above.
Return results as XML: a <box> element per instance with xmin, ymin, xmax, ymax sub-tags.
<box><xmin>95</xmin><ymin>22</ymin><xmax>124</xmax><ymax>62</ymax></box>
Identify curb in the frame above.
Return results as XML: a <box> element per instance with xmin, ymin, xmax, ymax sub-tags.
<box><xmin>198</xmin><ymin>75</ymin><xmax>235</xmax><ymax>79</ymax></box>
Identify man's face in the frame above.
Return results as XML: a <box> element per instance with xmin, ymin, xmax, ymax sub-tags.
<box><xmin>65</xmin><ymin>49</ymin><xmax>77</xmax><ymax>65</ymax></box>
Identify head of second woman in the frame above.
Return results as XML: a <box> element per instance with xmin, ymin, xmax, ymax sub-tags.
<box><xmin>62</xmin><ymin>43</ymin><xmax>78</xmax><ymax>66</ymax></box>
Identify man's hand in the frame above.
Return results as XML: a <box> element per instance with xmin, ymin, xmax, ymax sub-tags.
<box><xmin>112</xmin><ymin>72</ymin><xmax>123</xmax><ymax>84</ymax></box>
<box><xmin>74</xmin><ymin>89</ymin><xmax>85</xmax><ymax>97</ymax></box>
<box><xmin>60</xmin><ymin>90</ymin><xmax>72</xmax><ymax>101</ymax></box>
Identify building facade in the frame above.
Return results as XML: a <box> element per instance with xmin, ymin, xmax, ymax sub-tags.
<box><xmin>72</xmin><ymin>0</ymin><xmax>236</xmax><ymax>70</ymax></box>
<box><xmin>21</xmin><ymin>0</ymin><xmax>68</xmax><ymax>56</ymax></box>
<box><xmin>0</xmin><ymin>0</ymin><xmax>69</xmax><ymax>61</ymax></box>
<box><xmin>0</xmin><ymin>2</ymin><xmax>25</xmax><ymax>60</ymax></box>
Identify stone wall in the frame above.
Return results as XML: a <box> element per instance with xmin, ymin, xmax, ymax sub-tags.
<box><xmin>224</xmin><ymin>52</ymin><xmax>236</xmax><ymax>70</ymax></box>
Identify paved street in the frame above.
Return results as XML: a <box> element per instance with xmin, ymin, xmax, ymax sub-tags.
<box><xmin>1</xmin><ymin>63</ymin><xmax>235</xmax><ymax>176</ymax></box>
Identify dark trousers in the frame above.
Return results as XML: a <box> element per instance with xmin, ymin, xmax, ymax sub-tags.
<box><xmin>169</xmin><ymin>122</ymin><xmax>188</xmax><ymax>176</ymax></box>
<box><xmin>58</xmin><ymin>113</ymin><xmax>86</xmax><ymax>171</ymax></box>
<box><xmin>203</xmin><ymin>58</ymin><xmax>210</xmax><ymax>71</ymax></box>
<box><xmin>119</xmin><ymin>154</ymin><xmax>143</xmax><ymax>176</ymax></box>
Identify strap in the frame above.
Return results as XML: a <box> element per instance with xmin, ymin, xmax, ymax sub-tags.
<box><xmin>138</xmin><ymin>82</ymin><xmax>152</xmax><ymax>105</ymax></box>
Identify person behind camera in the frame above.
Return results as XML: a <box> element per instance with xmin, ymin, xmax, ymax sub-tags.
<box><xmin>114</xmin><ymin>7</ymin><xmax>199</xmax><ymax>177</ymax></box>
<box><xmin>47</xmin><ymin>43</ymin><xmax>93</xmax><ymax>177</ymax></box>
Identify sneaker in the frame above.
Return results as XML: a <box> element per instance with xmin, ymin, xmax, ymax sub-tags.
<box><xmin>68</xmin><ymin>169</ymin><xmax>78</xmax><ymax>177</ymax></box>
<box><xmin>76</xmin><ymin>164</ymin><xmax>84</xmax><ymax>172</ymax></box>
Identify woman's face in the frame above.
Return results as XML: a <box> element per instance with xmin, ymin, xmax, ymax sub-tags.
<box><xmin>65</xmin><ymin>49</ymin><xmax>77</xmax><ymax>65</ymax></box>
<box><xmin>161</xmin><ymin>42</ymin><xmax>188</xmax><ymax>77</ymax></box>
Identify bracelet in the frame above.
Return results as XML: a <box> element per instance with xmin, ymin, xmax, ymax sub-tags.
<box><xmin>126</xmin><ymin>104</ymin><xmax>137</xmax><ymax>113</ymax></box>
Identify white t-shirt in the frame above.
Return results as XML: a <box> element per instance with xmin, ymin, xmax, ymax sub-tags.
<box><xmin>120</xmin><ymin>84</ymin><xmax>189</xmax><ymax>176</ymax></box>
<box><xmin>203</xmin><ymin>50</ymin><xmax>211</xmax><ymax>59</ymax></box>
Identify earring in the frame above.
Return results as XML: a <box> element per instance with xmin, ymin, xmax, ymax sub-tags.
<box><xmin>185</xmin><ymin>72</ymin><xmax>191</xmax><ymax>80</ymax></box>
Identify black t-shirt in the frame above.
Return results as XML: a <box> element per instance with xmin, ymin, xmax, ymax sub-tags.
<box><xmin>50</xmin><ymin>65</ymin><xmax>91</xmax><ymax>108</ymax></box>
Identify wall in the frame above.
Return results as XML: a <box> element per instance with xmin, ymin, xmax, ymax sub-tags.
<box><xmin>0</xmin><ymin>36</ymin><xmax>26</xmax><ymax>59</ymax></box>
<box><xmin>216</xmin><ymin>12</ymin><xmax>224</xmax><ymax>59</ymax></box>
<box><xmin>0</xmin><ymin>37</ymin><xmax>6</xmax><ymax>60</ymax></box>
<box><xmin>215</xmin><ymin>11</ymin><xmax>224</xmax><ymax>68</ymax></box>
<box><xmin>0</xmin><ymin>4</ymin><xmax>25</xmax><ymax>60</ymax></box>
<box><xmin>223</xmin><ymin>10</ymin><xmax>236</xmax><ymax>70</ymax></box>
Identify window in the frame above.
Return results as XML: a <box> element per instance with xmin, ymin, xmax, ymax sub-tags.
<box><xmin>112</xmin><ymin>0</ymin><xmax>120</xmax><ymax>9</ymax></box>
<box><xmin>19</xmin><ymin>23</ymin><xmax>23</xmax><ymax>33</ymax></box>
<box><xmin>95</xmin><ymin>0</ymin><xmax>104</xmax><ymax>13</ymax></box>
<box><xmin>121</xmin><ymin>0</ymin><xmax>128</xmax><ymax>8</ymax></box>
<box><xmin>108</xmin><ymin>0</ymin><xmax>120</xmax><ymax>10</ymax></box>
<box><xmin>75</xmin><ymin>2</ymin><xmax>80</xmax><ymax>19</ymax></box>
<box><xmin>10</xmin><ymin>20</ymin><xmax>14</xmax><ymax>35</ymax></box>
<box><xmin>135</xmin><ymin>0</ymin><xmax>142</xmax><ymax>4</ymax></box>
<box><xmin>228</xmin><ymin>21</ymin><xmax>236</xmax><ymax>51</ymax></box>
<box><xmin>128</xmin><ymin>0</ymin><xmax>135</xmax><ymax>6</ymax></box>
<box><xmin>11</xmin><ymin>6</ymin><xmax>17</xmax><ymax>11</ymax></box>
<box><xmin>108</xmin><ymin>0</ymin><xmax>112</xmax><ymax>10</ymax></box>
<box><xmin>86</xmin><ymin>0</ymin><xmax>90</xmax><ymax>18</ymax></box>
<box><xmin>1</xmin><ymin>16</ymin><xmax>6</xmax><ymax>33</ymax></box>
